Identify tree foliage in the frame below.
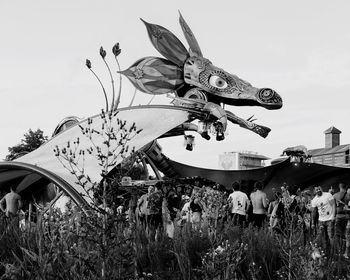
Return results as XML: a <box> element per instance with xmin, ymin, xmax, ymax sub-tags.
<box><xmin>6</xmin><ymin>129</ymin><xmax>48</xmax><ymax>161</ymax></box>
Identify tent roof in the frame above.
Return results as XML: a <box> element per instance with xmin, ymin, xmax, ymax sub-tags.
<box><xmin>168</xmin><ymin>158</ymin><xmax>350</xmax><ymax>198</ymax></box>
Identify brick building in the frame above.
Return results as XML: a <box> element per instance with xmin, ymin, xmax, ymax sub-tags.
<box><xmin>308</xmin><ymin>126</ymin><xmax>350</xmax><ymax>168</ymax></box>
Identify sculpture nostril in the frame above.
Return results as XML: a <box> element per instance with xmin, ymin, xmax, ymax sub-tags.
<box><xmin>257</xmin><ymin>88</ymin><xmax>276</xmax><ymax>102</ymax></box>
<box><xmin>257</xmin><ymin>88</ymin><xmax>282</xmax><ymax>108</ymax></box>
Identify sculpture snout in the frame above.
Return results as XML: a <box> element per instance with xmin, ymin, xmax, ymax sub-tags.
<box><xmin>255</xmin><ymin>88</ymin><xmax>282</xmax><ymax>110</ymax></box>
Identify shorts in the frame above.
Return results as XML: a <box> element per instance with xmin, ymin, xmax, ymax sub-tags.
<box><xmin>252</xmin><ymin>214</ymin><xmax>266</xmax><ymax>228</ymax></box>
<box><xmin>231</xmin><ymin>213</ymin><xmax>246</xmax><ymax>227</ymax></box>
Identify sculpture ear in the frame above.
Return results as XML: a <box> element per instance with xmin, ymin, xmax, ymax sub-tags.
<box><xmin>141</xmin><ymin>19</ymin><xmax>189</xmax><ymax>67</ymax></box>
<box><xmin>179</xmin><ymin>12</ymin><xmax>203</xmax><ymax>57</ymax></box>
<box><xmin>119</xmin><ymin>56</ymin><xmax>185</xmax><ymax>95</ymax></box>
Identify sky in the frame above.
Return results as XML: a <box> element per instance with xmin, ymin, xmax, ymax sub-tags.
<box><xmin>0</xmin><ymin>0</ymin><xmax>349</xmax><ymax>169</ymax></box>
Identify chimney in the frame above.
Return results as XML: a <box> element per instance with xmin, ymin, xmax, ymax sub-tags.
<box><xmin>324</xmin><ymin>126</ymin><xmax>341</xmax><ymax>148</ymax></box>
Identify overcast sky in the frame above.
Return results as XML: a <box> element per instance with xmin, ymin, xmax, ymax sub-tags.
<box><xmin>1</xmin><ymin>0</ymin><xmax>349</xmax><ymax>169</ymax></box>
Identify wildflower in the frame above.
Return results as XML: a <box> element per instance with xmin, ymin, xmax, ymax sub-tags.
<box><xmin>311</xmin><ymin>249</ymin><xmax>321</xmax><ymax>260</ymax></box>
<box><xmin>85</xmin><ymin>59</ymin><xmax>92</xmax><ymax>69</ymax></box>
<box><xmin>100</xmin><ymin>46</ymin><xmax>107</xmax><ymax>59</ymax></box>
<box><xmin>112</xmin><ymin>43</ymin><xmax>121</xmax><ymax>57</ymax></box>
<box><xmin>214</xmin><ymin>245</ymin><xmax>225</xmax><ymax>254</ymax></box>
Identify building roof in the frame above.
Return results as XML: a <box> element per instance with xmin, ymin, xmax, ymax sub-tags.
<box><xmin>324</xmin><ymin>126</ymin><xmax>342</xmax><ymax>134</ymax></box>
<box><xmin>240</xmin><ymin>154</ymin><xmax>270</xmax><ymax>160</ymax></box>
<box><xmin>223</xmin><ymin>151</ymin><xmax>270</xmax><ymax>160</ymax></box>
<box><xmin>309</xmin><ymin>144</ymin><xmax>350</xmax><ymax>156</ymax></box>
<box><xmin>237</xmin><ymin>151</ymin><xmax>270</xmax><ymax>160</ymax></box>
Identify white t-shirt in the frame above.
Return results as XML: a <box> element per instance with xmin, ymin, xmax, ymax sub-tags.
<box><xmin>311</xmin><ymin>192</ymin><xmax>335</xmax><ymax>222</ymax></box>
<box><xmin>228</xmin><ymin>191</ymin><xmax>249</xmax><ymax>215</ymax></box>
<box><xmin>181</xmin><ymin>201</ymin><xmax>191</xmax><ymax>221</ymax></box>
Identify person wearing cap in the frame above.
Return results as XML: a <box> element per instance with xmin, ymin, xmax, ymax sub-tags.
<box><xmin>311</xmin><ymin>186</ymin><xmax>336</xmax><ymax>248</ymax></box>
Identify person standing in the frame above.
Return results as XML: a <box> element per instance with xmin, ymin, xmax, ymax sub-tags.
<box><xmin>180</xmin><ymin>196</ymin><xmax>191</xmax><ymax>224</ymax></box>
<box><xmin>344</xmin><ymin>187</ymin><xmax>350</xmax><ymax>259</ymax></box>
<box><xmin>0</xmin><ymin>186</ymin><xmax>22</xmax><ymax>217</ymax></box>
<box><xmin>311</xmin><ymin>186</ymin><xmax>336</xmax><ymax>249</ymax></box>
<box><xmin>137</xmin><ymin>185</ymin><xmax>154</xmax><ymax>226</ymax></box>
<box><xmin>250</xmin><ymin>181</ymin><xmax>268</xmax><ymax>228</ymax></box>
<box><xmin>333</xmin><ymin>183</ymin><xmax>350</xmax><ymax>255</ymax></box>
<box><xmin>189</xmin><ymin>197</ymin><xmax>202</xmax><ymax>228</ymax></box>
<box><xmin>166</xmin><ymin>187</ymin><xmax>182</xmax><ymax>221</ymax></box>
<box><xmin>147</xmin><ymin>183</ymin><xmax>164</xmax><ymax>239</ymax></box>
<box><xmin>228</xmin><ymin>181</ymin><xmax>250</xmax><ymax>227</ymax></box>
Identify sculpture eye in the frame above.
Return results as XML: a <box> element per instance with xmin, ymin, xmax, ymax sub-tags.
<box><xmin>209</xmin><ymin>75</ymin><xmax>228</xmax><ymax>89</ymax></box>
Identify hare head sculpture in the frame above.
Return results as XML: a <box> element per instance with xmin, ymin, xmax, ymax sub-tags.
<box><xmin>121</xmin><ymin>12</ymin><xmax>282</xmax><ymax>139</ymax></box>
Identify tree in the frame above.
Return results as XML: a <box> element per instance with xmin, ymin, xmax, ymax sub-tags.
<box><xmin>6</xmin><ymin>129</ymin><xmax>48</xmax><ymax>161</ymax></box>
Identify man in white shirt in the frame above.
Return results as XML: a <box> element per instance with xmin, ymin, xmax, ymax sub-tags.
<box><xmin>228</xmin><ymin>181</ymin><xmax>250</xmax><ymax>227</ymax></box>
<box><xmin>180</xmin><ymin>198</ymin><xmax>191</xmax><ymax>223</ymax></box>
<box><xmin>311</xmin><ymin>186</ymin><xmax>336</xmax><ymax>248</ymax></box>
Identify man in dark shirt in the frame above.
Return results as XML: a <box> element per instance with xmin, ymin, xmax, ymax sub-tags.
<box><xmin>189</xmin><ymin>197</ymin><xmax>202</xmax><ymax>227</ymax></box>
<box><xmin>147</xmin><ymin>183</ymin><xmax>164</xmax><ymax>239</ymax></box>
<box><xmin>333</xmin><ymin>182</ymin><xmax>349</xmax><ymax>255</ymax></box>
<box><xmin>166</xmin><ymin>188</ymin><xmax>181</xmax><ymax>221</ymax></box>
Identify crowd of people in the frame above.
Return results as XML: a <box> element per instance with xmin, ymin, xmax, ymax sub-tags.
<box><xmin>227</xmin><ymin>180</ymin><xmax>350</xmax><ymax>259</ymax></box>
<box><xmin>1</xmin><ymin>177</ymin><xmax>350</xmax><ymax>259</ymax></box>
<box><xmin>123</xmin><ymin>178</ymin><xmax>350</xmax><ymax>259</ymax></box>
<box><xmin>131</xmin><ymin>179</ymin><xmax>226</xmax><ymax>239</ymax></box>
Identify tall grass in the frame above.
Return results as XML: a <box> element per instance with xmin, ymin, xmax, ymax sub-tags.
<box><xmin>1</xmin><ymin>209</ymin><xmax>350</xmax><ymax>279</ymax></box>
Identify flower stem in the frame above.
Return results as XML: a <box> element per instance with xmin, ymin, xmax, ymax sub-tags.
<box><xmin>114</xmin><ymin>56</ymin><xmax>122</xmax><ymax>110</ymax></box>
<box><xmin>89</xmin><ymin>68</ymin><xmax>109</xmax><ymax>112</ymax></box>
<box><xmin>102</xmin><ymin>58</ymin><xmax>115</xmax><ymax>112</ymax></box>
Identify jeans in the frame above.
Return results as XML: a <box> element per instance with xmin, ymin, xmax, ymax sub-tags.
<box><xmin>316</xmin><ymin>219</ymin><xmax>334</xmax><ymax>248</ymax></box>
<box><xmin>334</xmin><ymin>218</ymin><xmax>348</xmax><ymax>252</ymax></box>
